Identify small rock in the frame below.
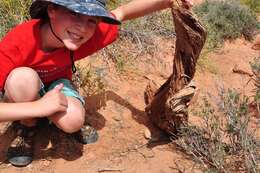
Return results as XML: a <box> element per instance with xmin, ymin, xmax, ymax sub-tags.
<box><xmin>139</xmin><ymin>149</ymin><xmax>155</xmax><ymax>158</ymax></box>
<box><xmin>42</xmin><ymin>160</ymin><xmax>51</xmax><ymax>167</ymax></box>
<box><xmin>112</xmin><ymin>116</ymin><xmax>122</xmax><ymax>121</ymax></box>
<box><xmin>144</xmin><ymin>129</ymin><xmax>151</xmax><ymax>139</ymax></box>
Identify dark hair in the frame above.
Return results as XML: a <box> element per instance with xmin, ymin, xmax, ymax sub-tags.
<box><xmin>31</xmin><ymin>2</ymin><xmax>65</xmax><ymax>23</ymax></box>
<box><xmin>30</xmin><ymin>1</ymin><xmax>49</xmax><ymax>21</ymax></box>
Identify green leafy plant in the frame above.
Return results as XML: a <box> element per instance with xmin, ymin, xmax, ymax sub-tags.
<box><xmin>194</xmin><ymin>0</ymin><xmax>258</xmax><ymax>49</ymax></box>
<box><xmin>240</xmin><ymin>0</ymin><xmax>260</xmax><ymax>13</ymax></box>
<box><xmin>73</xmin><ymin>64</ymin><xmax>106</xmax><ymax>96</ymax></box>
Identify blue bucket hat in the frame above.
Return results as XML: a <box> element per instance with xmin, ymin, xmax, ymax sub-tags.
<box><xmin>30</xmin><ymin>0</ymin><xmax>121</xmax><ymax>25</ymax></box>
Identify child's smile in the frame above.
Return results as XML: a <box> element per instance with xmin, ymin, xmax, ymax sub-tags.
<box><xmin>67</xmin><ymin>31</ymin><xmax>83</xmax><ymax>42</ymax></box>
<box><xmin>45</xmin><ymin>4</ymin><xmax>100</xmax><ymax>51</ymax></box>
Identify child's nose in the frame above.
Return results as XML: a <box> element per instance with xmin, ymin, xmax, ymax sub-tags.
<box><xmin>75</xmin><ymin>18</ymin><xmax>95</xmax><ymax>33</ymax></box>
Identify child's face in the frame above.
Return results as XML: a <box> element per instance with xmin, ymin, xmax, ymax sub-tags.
<box><xmin>48</xmin><ymin>5</ymin><xmax>100</xmax><ymax>50</ymax></box>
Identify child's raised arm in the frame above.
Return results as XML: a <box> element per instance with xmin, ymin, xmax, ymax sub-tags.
<box><xmin>0</xmin><ymin>84</ymin><xmax>68</xmax><ymax>122</ymax></box>
<box><xmin>112</xmin><ymin>0</ymin><xmax>193</xmax><ymax>22</ymax></box>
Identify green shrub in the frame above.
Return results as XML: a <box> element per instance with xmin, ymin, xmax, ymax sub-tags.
<box><xmin>176</xmin><ymin>90</ymin><xmax>259</xmax><ymax>172</ymax></box>
<box><xmin>194</xmin><ymin>0</ymin><xmax>258</xmax><ymax>49</ymax></box>
<box><xmin>240</xmin><ymin>0</ymin><xmax>260</xmax><ymax>13</ymax></box>
<box><xmin>97</xmin><ymin>8</ymin><xmax>174</xmax><ymax>73</ymax></box>
<box><xmin>108</xmin><ymin>0</ymin><xmax>174</xmax><ymax>37</ymax></box>
<box><xmin>0</xmin><ymin>0</ymin><xmax>30</xmax><ymax>39</ymax></box>
<box><xmin>122</xmin><ymin>10</ymin><xmax>174</xmax><ymax>38</ymax></box>
<box><xmin>73</xmin><ymin>63</ymin><xmax>105</xmax><ymax>96</ymax></box>
<box><xmin>250</xmin><ymin>57</ymin><xmax>260</xmax><ymax>114</ymax></box>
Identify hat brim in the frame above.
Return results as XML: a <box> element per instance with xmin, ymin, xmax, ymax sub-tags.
<box><xmin>30</xmin><ymin>0</ymin><xmax>121</xmax><ymax>25</ymax></box>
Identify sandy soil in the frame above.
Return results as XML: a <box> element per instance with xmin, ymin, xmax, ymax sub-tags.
<box><xmin>0</xmin><ymin>2</ymin><xmax>259</xmax><ymax>173</ymax></box>
<box><xmin>0</xmin><ymin>36</ymin><xmax>258</xmax><ymax>173</ymax></box>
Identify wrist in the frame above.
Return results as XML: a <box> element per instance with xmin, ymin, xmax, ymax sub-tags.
<box><xmin>31</xmin><ymin>100</ymin><xmax>44</xmax><ymax>117</ymax></box>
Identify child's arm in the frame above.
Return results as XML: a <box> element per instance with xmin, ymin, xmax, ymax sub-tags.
<box><xmin>0</xmin><ymin>84</ymin><xmax>68</xmax><ymax>122</ymax></box>
<box><xmin>111</xmin><ymin>0</ymin><xmax>193</xmax><ymax>22</ymax></box>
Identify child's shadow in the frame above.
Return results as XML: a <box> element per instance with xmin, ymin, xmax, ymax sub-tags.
<box><xmin>0</xmin><ymin>120</ymin><xmax>83</xmax><ymax>165</ymax></box>
<box><xmin>84</xmin><ymin>90</ymin><xmax>147</xmax><ymax>129</ymax></box>
<box><xmin>84</xmin><ymin>90</ymin><xmax>170</xmax><ymax>147</ymax></box>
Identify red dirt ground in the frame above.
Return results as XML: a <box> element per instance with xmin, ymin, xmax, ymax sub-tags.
<box><xmin>0</xmin><ymin>38</ymin><xmax>258</xmax><ymax>173</ymax></box>
<box><xmin>0</xmin><ymin>2</ymin><xmax>259</xmax><ymax>173</ymax></box>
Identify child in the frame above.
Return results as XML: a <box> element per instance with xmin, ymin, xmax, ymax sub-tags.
<box><xmin>0</xmin><ymin>0</ymin><xmax>193</xmax><ymax>167</ymax></box>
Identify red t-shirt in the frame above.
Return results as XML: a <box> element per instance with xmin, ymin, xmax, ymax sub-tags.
<box><xmin>0</xmin><ymin>19</ymin><xmax>118</xmax><ymax>91</ymax></box>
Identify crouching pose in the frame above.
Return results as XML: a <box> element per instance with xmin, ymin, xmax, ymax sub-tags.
<box><xmin>0</xmin><ymin>0</ymin><xmax>193</xmax><ymax>166</ymax></box>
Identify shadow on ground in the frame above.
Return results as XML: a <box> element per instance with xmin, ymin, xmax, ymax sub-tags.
<box><xmin>84</xmin><ymin>90</ymin><xmax>171</xmax><ymax>147</ymax></box>
<box><xmin>0</xmin><ymin>120</ymin><xmax>83</xmax><ymax>166</ymax></box>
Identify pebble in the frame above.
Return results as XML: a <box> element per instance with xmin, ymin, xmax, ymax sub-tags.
<box><xmin>144</xmin><ymin>129</ymin><xmax>152</xmax><ymax>139</ymax></box>
<box><xmin>112</xmin><ymin>116</ymin><xmax>122</xmax><ymax>121</ymax></box>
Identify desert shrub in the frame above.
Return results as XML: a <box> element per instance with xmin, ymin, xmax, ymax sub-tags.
<box><xmin>250</xmin><ymin>57</ymin><xmax>260</xmax><ymax>115</ymax></box>
<box><xmin>240</xmin><ymin>0</ymin><xmax>260</xmax><ymax>13</ymax></box>
<box><xmin>194</xmin><ymin>0</ymin><xmax>258</xmax><ymax>49</ymax></box>
<box><xmin>197</xmin><ymin>49</ymin><xmax>218</xmax><ymax>74</ymax></box>
<box><xmin>108</xmin><ymin>0</ymin><xmax>174</xmax><ymax>37</ymax></box>
<box><xmin>0</xmin><ymin>0</ymin><xmax>30</xmax><ymax>39</ymax></box>
<box><xmin>122</xmin><ymin>11</ymin><xmax>174</xmax><ymax>38</ymax></box>
<box><xmin>105</xmin><ymin>0</ymin><xmax>175</xmax><ymax>73</ymax></box>
<box><xmin>97</xmin><ymin>12</ymin><xmax>174</xmax><ymax>73</ymax></box>
<box><xmin>175</xmin><ymin>90</ymin><xmax>259</xmax><ymax>172</ymax></box>
<box><xmin>72</xmin><ymin>63</ymin><xmax>105</xmax><ymax>96</ymax></box>
<box><xmin>103</xmin><ymin>9</ymin><xmax>175</xmax><ymax>73</ymax></box>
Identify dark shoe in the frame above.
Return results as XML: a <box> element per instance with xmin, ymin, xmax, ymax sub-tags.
<box><xmin>7</xmin><ymin>124</ymin><xmax>35</xmax><ymax>167</ymax></box>
<box><xmin>74</xmin><ymin>125</ymin><xmax>99</xmax><ymax>144</ymax></box>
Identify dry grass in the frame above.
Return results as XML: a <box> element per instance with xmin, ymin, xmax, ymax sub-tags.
<box><xmin>174</xmin><ymin>87</ymin><xmax>259</xmax><ymax>172</ymax></box>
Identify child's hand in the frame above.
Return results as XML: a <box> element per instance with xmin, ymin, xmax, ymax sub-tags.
<box><xmin>36</xmin><ymin>83</ymin><xmax>68</xmax><ymax>116</ymax></box>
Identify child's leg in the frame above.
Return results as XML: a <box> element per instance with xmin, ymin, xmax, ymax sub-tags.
<box><xmin>4</xmin><ymin>67</ymin><xmax>42</xmax><ymax>126</ymax></box>
<box><xmin>46</xmin><ymin>79</ymin><xmax>85</xmax><ymax>133</ymax></box>
<box><xmin>49</xmin><ymin>96</ymin><xmax>85</xmax><ymax>133</ymax></box>
<box><xmin>4</xmin><ymin>67</ymin><xmax>42</xmax><ymax>167</ymax></box>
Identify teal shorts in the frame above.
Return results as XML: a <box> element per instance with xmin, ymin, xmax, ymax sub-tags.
<box><xmin>39</xmin><ymin>79</ymin><xmax>85</xmax><ymax>105</ymax></box>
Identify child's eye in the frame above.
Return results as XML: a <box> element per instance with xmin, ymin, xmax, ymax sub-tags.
<box><xmin>88</xmin><ymin>19</ymin><xmax>98</xmax><ymax>25</ymax></box>
<box><xmin>69</xmin><ymin>11</ymin><xmax>80</xmax><ymax>17</ymax></box>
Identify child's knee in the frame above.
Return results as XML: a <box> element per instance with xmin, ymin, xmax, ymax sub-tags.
<box><xmin>5</xmin><ymin>67</ymin><xmax>40</xmax><ymax>90</ymax></box>
<box><xmin>4</xmin><ymin>67</ymin><xmax>41</xmax><ymax>101</ymax></box>
<box><xmin>52</xmin><ymin>99</ymin><xmax>85</xmax><ymax>133</ymax></box>
<box><xmin>57</xmin><ymin>113</ymin><xmax>85</xmax><ymax>134</ymax></box>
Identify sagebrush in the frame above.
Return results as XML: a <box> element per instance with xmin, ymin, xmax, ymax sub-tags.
<box><xmin>240</xmin><ymin>0</ymin><xmax>260</xmax><ymax>13</ymax></box>
<box><xmin>175</xmin><ymin>89</ymin><xmax>259</xmax><ymax>172</ymax></box>
<box><xmin>194</xmin><ymin>0</ymin><xmax>258</xmax><ymax>49</ymax></box>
